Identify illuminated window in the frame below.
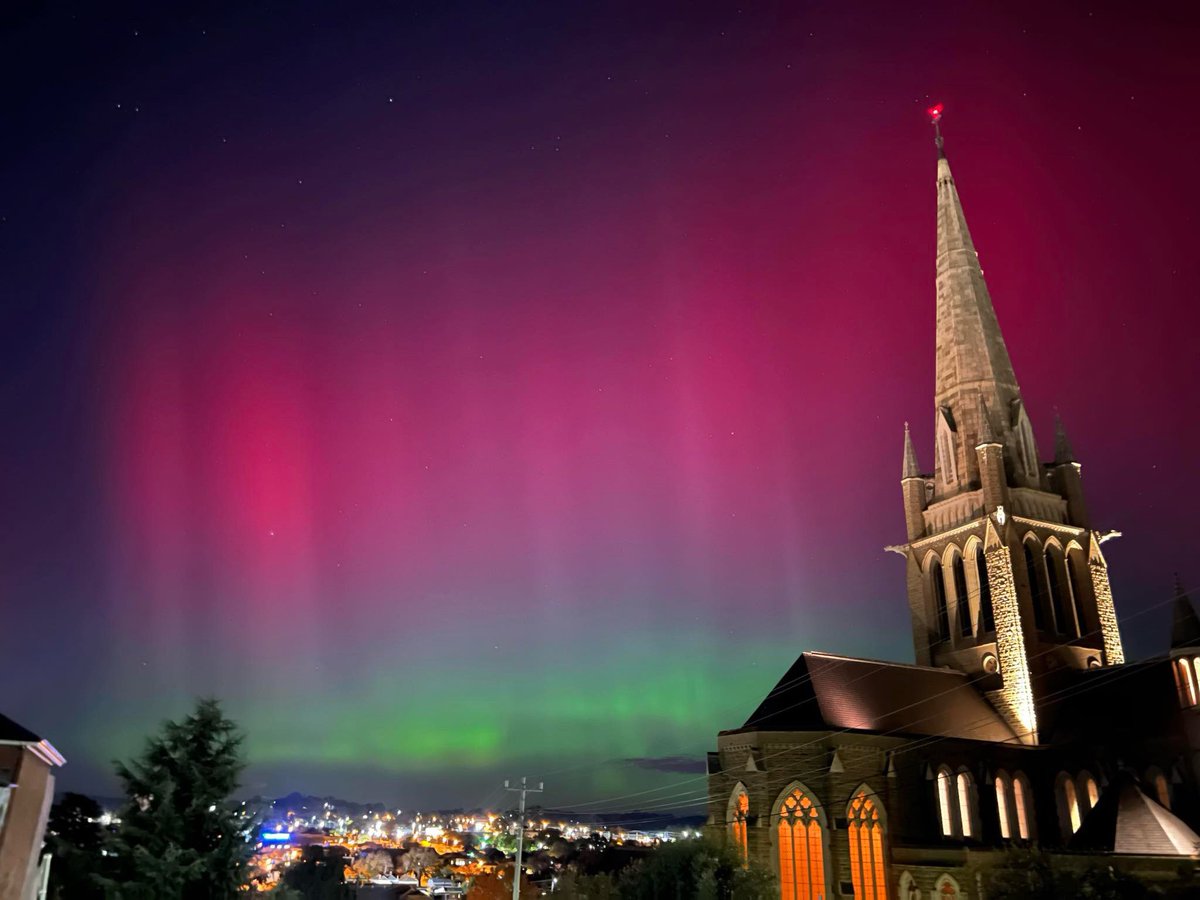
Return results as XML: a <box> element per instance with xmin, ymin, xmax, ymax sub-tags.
<box><xmin>938</xmin><ymin>767</ymin><xmax>977</xmax><ymax>840</ymax></box>
<box><xmin>1013</xmin><ymin>773</ymin><xmax>1032</xmax><ymax>840</ymax></box>
<box><xmin>730</xmin><ymin>788</ymin><xmax>749</xmax><ymax>862</ymax></box>
<box><xmin>1176</xmin><ymin>658</ymin><xmax>1198</xmax><ymax>708</ymax></box>
<box><xmin>952</xmin><ymin>555</ymin><xmax>971</xmax><ymax>637</ymax></box>
<box><xmin>956</xmin><ymin>772</ymin><xmax>976</xmax><ymax>838</ymax></box>
<box><xmin>936</xmin><ymin>875</ymin><xmax>961</xmax><ymax>899</ymax></box>
<box><xmin>1024</xmin><ymin>542</ymin><xmax>1048</xmax><ymax>632</ymax></box>
<box><xmin>1078</xmin><ymin>772</ymin><xmax>1099</xmax><ymax>815</ymax></box>
<box><xmin>931</xmin><ymin>561</ymin><xmax>950</xmax><ymax>642</ymax></box>
<box><xmin>936</xmin><ymin>768</ymin><xmax>955</xmax><ymax>836</ymax></box>
<box><xmin>1147</xmin><ymin>768</ymin><xmax>1171</xmax><ymax>809</ymax></box>
<box><xmin>777</xmin><ymin>786</ymin><xmax>824</xmax><ymax>900</ymax></box>
<box><xmin>994</xmin><ymin>772</ymin><xmax>1012</xmax><ymax>839</ymax></box>
<box><xmin>975</xmin><ymin>548</ymin><xmax>994</xmax><ymax>633</ymax></box>
<box><xmin>1058</xmin><ymin>773</ymin><xmax>1081</xmax><ymax>835</ymax></box>
<box><xmin>847</xmin><ymin>790</ymin><xmax>886</xmax><ymax>900</ymax></box>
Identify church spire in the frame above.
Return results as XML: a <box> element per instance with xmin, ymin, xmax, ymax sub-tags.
<box><xmin>902</xmin><ymin>422</ymin><xmax>921</xmax><ymax>479</ymax></box>
<box><xmin>1054</xmin><ymin>412</ymin><xmax>1075</xmax><ymax>463</ymax></box>
<box><xmin>931</xmin><ymin>108</ymin><xmax>1024</xmax><ymax>457</ymax></box>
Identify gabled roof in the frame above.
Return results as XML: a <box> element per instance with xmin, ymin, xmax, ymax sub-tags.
<box><xmin>0</xmin><ymin>712</ymin><xmax>66</xmax><ymax>767</ymax></box>
<box><xmin>0</xmin><ymin>713</ymin><xmax>42</xmax><ymax>744</ymax></box>
<box><xmin>731</xmin><ymin>651</ymin><xmax>1016</xmax><ymax>744</ymax></box>
<box><xmin>1071</xmin><ymin>774</ymin><xmax>1200</xmax><ymax>856</ymax></box>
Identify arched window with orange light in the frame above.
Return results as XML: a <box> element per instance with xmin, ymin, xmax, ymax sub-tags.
<box><xmin>775</xmin><ymin>784</ymin><xmax>825</xmax><ymax>900</ymax></box>
<box><xmin>847</xmin><ymin>788</ymin><xmax>887</xmax><ymax>900</ymax></box>
<box><xmin>1057</xmin><ymin>772</ymin><xmax>1081</xmax><ymax>837</ymax></box>
<box><xmin>1013</xmin><ymin>772</ymin><xmax>1033</xmax><ymax>840</ymax></box>
<box><xmin>729</xmin><ymin>786</ymin><xmax>749</xmax><ymax>862</ymax></box>
<box><xmin>1176</xmin><ymin>657</ymin><xmax>1198</xmax><ymax>708</ymax></box>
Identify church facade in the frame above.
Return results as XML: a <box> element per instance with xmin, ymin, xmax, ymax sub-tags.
<box><xmin>706</xmin><ymin>125</ymin><xmax>1200</xmax><ymax>899</ymax></box>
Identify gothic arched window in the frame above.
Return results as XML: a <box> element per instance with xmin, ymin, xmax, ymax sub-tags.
<box><xmin>847</xmin><ymin>790</ymin><xmax>887</xmax><ymax>900</ymax></box>
<box><xmin>777</xmin><ymin>786</ymin><xmax>825</xmax><ymax>900</ymax></box>
<box><xmin>994</xmin><ymin>771</ymin><xmax>1012</xmax><ymax>839</ymax></box>
<box><xmin>730</xmin><ymin>788</ymin><xmax>749</xmax><ymax>862</ymax></box>
<box><xmin>975</xmin><ymin>547</ymin><xmax>994</xmax><ymax>633</ymax></box>
<box><xmin>936</xmin><ymin>767</ymin><xmax>955</xmax><ymax>837</ymax></box>
<box><xmin>952</xmin><ymin>555</ymin><xmax>971</xmax><ymax>637</ymax></box>
<box><xmin>1175</xmin><ymin>657</ymin><xmax>1198</xmax><ymax>708</ymax></box>
<box><xmin>1013</xmin><ymin>772</ymin><xmax>1032</xmax><ymax>840</ymax></box>
<box><xmin>1058</xmin><ymin>773</ymin><xmax>1081</xmax><ymax>836</ymax></box>
<box><xmin>1045</xmin><ymin>546</ymin><xmax>1068</xmax><ymax>634</ymax></box>
<box><xmin>1078</xmin><ymin>772</ymin><xmax>1099</xmax><ymax>816</ymax></box>
<box><xmin>931</xmin><ymin>560</ymin><xmax>950</xmax><ymax>642</ymax></box>
<box><xmin>1024</xmin><ymin>541</ymin><xmax>1048</xmax><ymax>631</ymax></box>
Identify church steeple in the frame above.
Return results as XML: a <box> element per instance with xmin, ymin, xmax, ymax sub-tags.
<box><xmin>931</xmin><ymin>113</ymin><xmax>1036</xmax><ymax>493</ymax></box>
<box><xmin>899</xmin><ymin>110</ymin><xmax>1126</xmax><ymax>741</ymax></box>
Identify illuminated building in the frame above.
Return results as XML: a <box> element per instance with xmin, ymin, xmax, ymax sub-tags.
<box><xmin>707</xmin><ymin>115</ymin><xmax>1200</xmax><ymax>897</ymax></box>
<box><xmin>0</xmin><ymin>713</ymin><xmax>64</xmax><ymax>900</ymax></box>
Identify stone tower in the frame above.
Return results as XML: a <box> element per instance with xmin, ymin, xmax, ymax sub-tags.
<box><xmin>898</xmin><ymin>115</ymin><xmax>1124</xmax><ymax>744</ymax></box>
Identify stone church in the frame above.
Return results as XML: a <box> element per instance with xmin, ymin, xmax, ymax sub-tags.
<box><xmin>706</xmin><ymin>121</ymin><xmax>1200</xmax><ymax>899</ymax></box>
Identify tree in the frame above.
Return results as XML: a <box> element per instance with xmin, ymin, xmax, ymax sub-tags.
<box><xmin>467</xmin><ymin>869</ymin><xmax>538</xmax><ymax>900</ymax></box>
<box><xmin>349</xmin><ymin>849</ymin><xmax>392</xmax><ymax>882</ymax></box>
<box><xmin>99</xmin><ymin>698</ymin><xmax>255</xmax><ymax>899</ymax></box>
<box><xmin>970</xmin><ymin>848</ymin><xmax>1155</xmax><ymax>900</ymax></box>
<box><xmin>46</xmin><ymin>792</ymin><xmax>106</xmax><ymax>899</ymax></box>
<box><xmin>398</xmin><ymin>844</ymin><xmax>441</xmax><ymax>883</ymax></box>
<box><xmin>613</xmin><ymin>839</ymin><xmax>774</xmax><ymax>900</ymax></box>
<box><xmin>280</xmin><ymin>846</ymin><xmax>347</xmax><ymax>900</ymax></box>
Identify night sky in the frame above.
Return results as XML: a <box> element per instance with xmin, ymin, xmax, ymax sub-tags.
<box><xmin>2</xmin><ymin>1</ymin><xmax>1199</xmax><ymax>812</ymax></box>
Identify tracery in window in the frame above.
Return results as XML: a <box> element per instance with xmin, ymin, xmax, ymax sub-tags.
<box><xmin>847</xmin><ymin>790</ymin><xmax>886</xmax><ymax>900</ymax></box>
<box><xmin>777</xmin><ymin>786</ymin><xmax>824</xmax><ymax>900</ymax></box>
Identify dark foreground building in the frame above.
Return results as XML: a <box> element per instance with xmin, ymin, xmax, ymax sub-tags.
<box><xmin>706</xmin><ymin>124</ymin><xmax>1200</xmax><ymax>899</ymax></box>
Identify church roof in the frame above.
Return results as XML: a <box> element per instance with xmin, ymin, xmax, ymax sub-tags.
<box><xmin>1071</xmin><ymin>774</ymin><xmax>1200</xmax><ymax>856</ymax></box>
<box><xmin>1171</xmin><ymin>578</ymin><xmax>1200</xmax><ymax>650</ymax></box>
<box><xmin>732</xmin><ymin>651</ymin><xmax>1017</xmax><ymax>743</ymax></box>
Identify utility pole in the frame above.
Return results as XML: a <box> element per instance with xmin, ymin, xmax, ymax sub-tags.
<box><xmin>504</xmin><ymin>777</ymin><xmax>543</xmax><ymax>900</ymax></box>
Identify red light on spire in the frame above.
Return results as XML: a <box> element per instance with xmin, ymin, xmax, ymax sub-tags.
<box><xmin>927</xmin><ymin>103</ymin><xmax>944</xmax><ymax>124</ymax></box>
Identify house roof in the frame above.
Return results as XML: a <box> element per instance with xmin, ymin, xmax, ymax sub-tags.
<box><xmin>730</xmin><ymin>651</ymin><xmax>1017</xmax><ymax>743</ymax></box>
<box><xmin>1071</xmin><ymin>774</ymin><xmax>1200</xmax><ymax>856</ymax></box>
<box><xmin>0</xmin><ymin>712</ymin><xmax>65</xmax><ymax>767</ymax></box>
<box><xmin>0</xmin><ymin>713</ymin><xmax>42</xmax><ymax>744</ymax></box>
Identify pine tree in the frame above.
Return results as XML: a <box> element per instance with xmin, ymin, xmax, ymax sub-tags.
<box><xmin>100</xmin><ymin>698</ymin><xmax>254</xmax><ymax>900</ymax></box>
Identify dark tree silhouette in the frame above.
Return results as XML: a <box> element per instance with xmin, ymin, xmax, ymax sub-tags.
<box><xmin>99</xmin><ymin>698</ymin><xmax>254</xmax><ymax>900</ymax></box>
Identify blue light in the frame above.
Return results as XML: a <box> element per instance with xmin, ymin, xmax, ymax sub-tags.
<box><xmin>261</xmin><ymin>831</ymin><xmax>293</xmax><ymax>843</ymax></box>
